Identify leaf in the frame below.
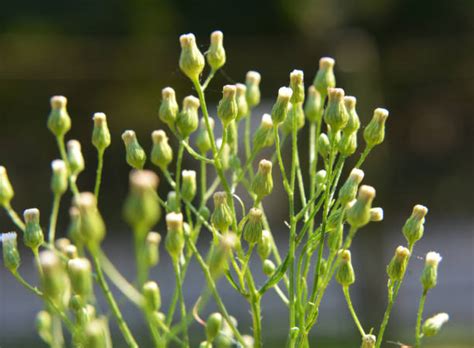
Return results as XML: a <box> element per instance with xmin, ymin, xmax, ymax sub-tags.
<box><xmin>258</xmin><ymin>254</ymin><xmax>290</xmax><ymax>295</ymax></box>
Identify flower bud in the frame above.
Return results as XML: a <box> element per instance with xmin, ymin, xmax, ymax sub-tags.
<box><xmin>84</xmin><ymin>319</ymin><xmax>111</xmax><ymax>348</ymax></box>
<box><xmin>363</xmin><ymin>108</ymin><xmax>389</xmax><ymax>148</ymax></box>
<box><xmin>315</xmin><ymin>169</ymin><xmax>327</xmax><ymax>193</ymax></box>
<box><xmin>166</xmin><ymin>191</ymin><xmax>180</xmax><ymax>213</ymax></box>
<box><xmin>92</xmin><ymin>113</ymin><xmax>111</xmax><ymax>152</ymax></box>
<box><xmin>206</xmin><ymin>312</ymin><xmax>223</xmax><ymax>342</ymax></box>
<box><xmin>36</xmin><ymin>310</ymin><xmax>52</xmax><ymax>344</ymax></box>
<box><xmin>327</xmin><ymin>223</ymin><xmax>343</xmax><ymax>252</ymax></box>
<box><xmin>370</xmin><ymin>207</ymin><xmax>384</xmax><ymax>222</ymax></box>
<box><xmin>402</xmin><ymin>204</ymin><xmax>428</xmax><ymax>247</ymax></box>
<box><xmin>271</xmin><ymin>87</ymin><xmax>292</xmax><ymax>124</ymax></box>
<box><xmin>196</xmin><ymin>117</ymin><xmax>215</xmax><ymax>154</ymax></box>
<box><xmin>67</xmin><ymin>207</ymin><xmax>83</xmax><ymax>247</ymax></box>
<box><xmin>74</xmin><ymin>192</ymin><xmax>106</xmax><ymax>248</ymax></box>
<box><xmin>337</xmin><ymin>131</ymin><xmax>357</xmax><ymax>156</ymax></box>
<box><xmin>245</xmin><ymin>71</ymin><xmax>261</xmax><ymax>108</ymax></box>
<box><xmin>317</xmin><ymin>133</ymin><xmax>331</xmax><ymax>158</ymax></box>
<box><xmin>263</xmin><ymin>259</ymin><xmax>276</xmax><ymax>277</ymax></box>
<box><xmin>211</xmin><ymin>192</ymin><xmax>233</xmax><ymax>233</ymax></box>
<box><xmin>179</xmin><ymin>33</ymin><xmax>205</xmax><ymax>81</ymax></box>
<box><xmin>251</xmin><ymin>160</ymin><xmax>273</xmax><ymax>200</ymax></box>
<box><xmin>324</xmin><ymin>88</ymin><xmax>348</xmax><ymax>131</ymax></box>
<box><xmin>121</xmin><ymin>130</ymin><xmax>147</xmax><ymax>169</ymax></box>
<box><xmin>253</xmin><ymin>114</ymin><xmax>274</xmax><ymax>150</ymax></box>
<box><xmin>257</xmin><ymin>229</ymin><xmax>273</xmax><ymax>260</ymax></box>
<box><xmin>151</xmin><ymin>130</ymin><xmax>173</xmax><ymax>170</ymax></box>
<box><xmin>290</xmin><ymin>69</ymin><xmax>305</xmax><ymax>104</ymax></box>
<box><xmin>47</xmin><ymin>96</ymin><xmax>71</xmax><ymax>137</ymax></box>
<box><xmin>243</xmin><ymin>208</ymin><xmax>263</xmax><ymax>244</ymax></box>
<box><xmin>423</xmin><ymin>313</ymin><xmax>449</xmax><ymax>337</ymax></box>
<box><xmin>146</xmin><ymin>232</ymin><xmax>161</xmax><ymax>267</ymax></box>
<box><xmin>65</xmin><ymin>244</ymin><xmax>78</xmax><ymax>259</ymax></box>
<box><xmin>23</xmin><ymin>208</ymin><xmax>44</xmax><ymax>250</ymax></box>
<box><xmin>176</xmin><ymin>96</ymin><xmax>200</xmax><ymax>138</ymax></box>
<box><xmin>336</xmin><ymin>250</ymin><xmax>355</xmax><ymax>287</ymax></box>
<box><xmin>199</xmin><ymin>341</ymin><xmax>212</xmax><ymax>348</ymax></box>
<box><xmin>305</xmin><ymin>86</ymin><xmax>323</xmax><ymax>123</ymax></box>
<box><xmin>338</xmin><ymin>168</ymin><xmax>365</xmax><ymax>206</ymax></box>
<box><xmin>218</xmin><ymin>140</ymin><xmax>231</xmax><ymax>170</ymax></box>
<box><xmin>346</xmin><ymin>185</ymin><xmax>376</xmax><ymax>228</ymax></box>
<box><xmin>67</xmin><ymin>140</ymin><xmax>85</xmax><ymax>176</ymax></box>
<box><xmin>282</xmin><ymin>102</ymin><xmax>305</xmax><ymax>135</ymax></box>
<box><xmin>343</xmin><ymin>96</ymin><xmax>360</xmax><ymax>134</ymax></box>
<box><xmin>235</xmin><ymin>83</ymin><xmax>249</xmax><ymax>121</ymax></box>
<box><xmin>39</xmin><ymin>250</ymin><xmax>68</xmax><ymax>307</ymax></box>
<box><xmin>123</xmin><ymin>170</ymin><xmax>161</xmax><ymax>233</ymax></box>
<box><xmin>50</xmin><ymin>160</ymin><xmax>68</xmax><ymax>195</ymax></box>
<box><xmin>207</xmin><ymin>30</ymin><xmax>226</xmax><ymax>71</ymax></box>
<box><xmin>165</xmin><ymin>212</ymin><xmax>185</xmax><ymax>261</ymax></box>
<box><xmin>68</xmin><ymin>257</ymin><xmax>93</xmax><ymax>299</ymax></box>
<box><xmin>386</xmin><ymin>246</ymin><xmax>410</xmax><ymax>281</ymax></box>
<box><xmin>421</xmin><ymin>251</ymin><xmax>442</xmax><ymax>291</ymax></box>
<box><xmin>143</xmin><ymin>281</ymin><xmax>161</xmax><ymax>312</ymax></box>
<box><xmin>313</xmin><ymin>57</ymin><xmax>336</xmax><ymax>98</ymax></box>
<box><xmin>361</xmin><ymin>334</ymin><xmax>376</xmax><ymax>348</ymax></box>
<box><xmin>181</xmin><ymin>170</ymin><xmax>197</xmax><ymax>201</ymax></box>
<box><xmin>0</xmin><ymin>166</ymin><xmax>15</xmax><ymax>207</ymax></box>
<box><xmin>56</xmin><ymin>238</ymin><xmax>71</xmax><ymax>254</ymax></box>
<box><xmin>1</xmin><ymin>232</ymin><xmax>20</xmax><ymax>272</ymax></box>
<box><xmin>217</xmin><ymin>85</ymin><xmax>238</xmax><ymax>126</ymax></box>
<box><xmin>159</xmin><ymin>87</ymin><xmax>179</xmax><ymax>129</ymax></box>
<box><xmin>208</xmin><ymin>233</ymin><xmax>237</xmax><ymax>278</ymax></box>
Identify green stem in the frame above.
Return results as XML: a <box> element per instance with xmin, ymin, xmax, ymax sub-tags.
<box><xmin>250</xmin><ymin>295</ymin><xmax>263</xmax><ymax>348</ymax></box>
<box><xmin>342</xmin><ymin>286</ymin><xmax>365</xmax><ymax>337</ymax></box>
<box><xmin>55</xmin><ymin>135</ymin><xmax>79</xmax><ymax>197</ymax></box>
<box><xmin>174</xmin><ymin>142</ymin><xmax>185</xmax><ymax>207</ymax></box>
<box><xmin>244</xmin><ymin>111</ymin><xmax>252</xmax><ymax>176</ymax></box>
<box><xmin>51</xmin><ymin>314</ymin><xmax>64</xmax><ymax>348</ymax></box>
<box><xmin>94</xmin><ymin>149</ymin><xmax>105</xmax><ymax>199</ymax></box>
<box><xmin>4</xmin><ymin>203</ymin><xmax>25</xmax><ymax>231</ymax></box>
<box><xmin>202</xmin><ymin>69</ymin><xmax>216</xmax><ymax>91</ymax></box>
<box><xmin>355</xmin><ymin>146</ymin><xmax>372</xmax><ymax>169</ymax></box>
<box><xmin>173</xmin><ymin>261</ymin><xmax>190</xmax><ymax>348</ymax></box>
<box><xmin>48</xmin><ymin>194</ymin><xmax>61</xmax><ymax>244</ymax></box>
<box><xmin>134</xmin><ymin>231</ymin><xmax>148</xmax><ymax>288</ymax></box>
<box><xmin>182</xmin><ymin>140</ymin><xmax>214</xmax><ymax>164</ymax></box>
<box><xmin>200</xmin><ymin>157</ymin><xmax>207</xmax><ymax>206</ymax></box>
<box><xmin>415</xmin><ymin>290</ymin><xmax>428</xmax><ymax>348</ymax></box>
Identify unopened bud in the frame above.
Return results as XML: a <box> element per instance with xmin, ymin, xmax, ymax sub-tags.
<box><xmin>159</xmin><ymin>87</ymin><xmax>179</xmax><ymax>129</ymax></box>
<box><xmin>39</xmin><ymin>251</ymin><xmax>67</xmax><ymax>307</ymax></box>
<box><xmin>23</xmin><ymin>208</ymin><xmax>44</xmax><ymax>250</ymax></box>
<box><xmin>146</xmin><ymin>232</ymin><xmax>161</xmax><ymax>267</ymax></box>
<box><xmin>253</xmin><ymin>114</ymin><xmax>274</xmax><ymax>150</ymax></box>
<box><xmin>206</xmin><ymin>312</ymin><xmax>223</xmax><ymax>342</ymax></box>
<box><xmin>263</xmin><ymin>259</ymin><xmax>276</xmax><ymax>276</ymax></box>
<box><xmin>324</xmin><ymin>88</ymin><xmax>348</xmax><ymax>131</ymax></box>
<box><xmin>217</xmin><ymin>85</ymin><xmax>238</xmax><ymax>126</ymax></box>
<box><xmin>181</xmin><ymin>170</ymin><xmax>197</xmax><ymax>201</ymax></box>
<box><xmin>339</xmin><ymin>169</ymin><xmax>365</xmax><ymax>205</ymax></box>
<box><xmin>289</xmin><ymin>69</ymin><xmax>305</xmax><ymax>104</ymax></box>
<box><xmin>48</xmin><ymin>96</ymin><xmax>71</xmax><ymax>137</ymax></box>
<box><xmin>36</xmin><ymin>310</ymin><xmax>52</xmax><ymax>344</ymax></box>
<box><xmin>166</xmin><ymin>191</ymin><xmax>180</xmax><ymax>213</ymax></box>
<box><xmin>338</xmin><ymin>131</ymin><xmax>357</xmax><ymax>156</ymax></box>
<box><xmin>92</xmin><ymin>113</ymin><xmax>111</xmax><ymax>152</ymax></box>
<box><xmin>165</xmin><ymin>212</ymin><xmax>185</xmax><ymax>260</ymax></box>
<box><xmin>315</xmin><ymin>169</ymin><xmax>327</xmax><ymax>193</ymax></box>
<box><xmin>361</xmin><ymin>334</ymin><xmax>376</xmax><ymax>348</ymax></box>
<box><xmin>67</xmin><ymin>207</ymin><xmax>83</xmax><ymax>247</ymax></box>
<box><xmin>370</xmin><ymin>207</ymin><xmax>384</xmax><ymax>222</ymax></box>
<box><xmin>343</xmin><ymin>96</ymin><xmax>360</xmax><ymax>134</ymax></box>
<box><xmin>387</xmin><ymin>246</ymin><xmax>410</xmax><ymax>281</ymax></box>
<box><xmin>1</xmin><ymin>232</ymin><xmax>20</xmax><ymax>272</ymax></box>
<box><xmin>196</xmin><ymin>117</ymin><xmax>215</xmax><ymax>154</ymax></box>
<box><xmin>421</xmin><ymin>251</ymin><xmax>442</xmax><ymax>291</ymax></box>
<box><xmin>67</xmin><ymin>140</ymin><xmax>85</xmax><ymax>176</ymax></box>
<box><xmin>50</xmin><ymin>160</ymin><xmax>68</xmax><ymax>195</ymax></box>
<box><xmin>143</xmin><ymin>281</ymin><xmax>161</xmax><ymax>312</ymax></box>
<box><xmin>121</xmin><ymin>130</ymin><xmax>147</xmax><ymax>169</ymax></box>
<box><xmin>346</xmin><ymin>185</ymin><xmax>376</xmax><ymax>228</ymax></box>
<box><xmin>271</xmin><ymin>87</ymin><xmax>292</xmax><ymax>124</ymax></box>
<box><xmin>363</xmin><ymin>108</ymin><xmax>389</xmax><ymax>148</ymax></box>
<box><xmin>313</xmin><ymin>57</ymin><xmax>336</xmax><ymax>98</ymax></box>
<box><xmin>151</xmin><ymin>130</ymin><xmax>173</xmax><ymax>170</ymax></box>
<box><xmin>68</xmin><ymin>257</ymin><xmax>93</xmax><ymax>299</ymax></box>
<box><xmin>179</xmin><ymin>33</ymin><xmax>205</xmax><ymax>81</ymax></box>
<box><xmin>235</xmin><ymin>83</ymin><xmax>249</xmax><ymax>121</ymax></box>
<box><xmin>208</xmin><ymin>233</ymin><xmax>237</xmax><ymax>278</ymax></box>
<box><xmin>251</xmin><ymin>160</ymin><xmax>273</xmax><ymax>200</ymax></box>
<box><xmin>243</xmin><ymin>208</ymin><xmax>263</xmax><ymax>244</ymax></box>
<box><xmin>84</xmin><ymin>319</ymin><xmax>111</xmax><ymax>348</ymax></box>
<box><xmin>305</xmin><ymin>86</ymin><xmax>323</xmax><ymax>123</ymax></box>
<box><xmin>65</xmin><ymin>244</ymin><xmax>78</xmax><ymax>259</ymax></box>
<box><xmin>282</xmin><ymin>102</ymin><xmax>305</xmax><ymax>135</ymax></box>
<box><xmin>74</xmin><ymin>192</ymin><xmax>106</xmax><ymax>248</ymax></box>
<box><xmin>423</xmin><ymin>313</ymin><xmax>449</xmax><ymax>337</ymax></box>
<box><xmin>402</xmin><ymin>204</ymin><xmax>428</xmax><ymax>247</ymax></box>
<box><xmin>317</xmin><ymin>133</ymin><xmax>331</xmax><ymax>158</ymax></box>
<box><xmin>336</xmin><ymin>250</ymin><xmax>355</xmax><ymax>286</ymax></box>
<box><xmin>207</xmin><ymin>30</ymin><xmax>226</xmax><ymax>71</ymax></box>
<box><xmin>257</xmin><ymin>229</ymin><xmax>273</xmax><ymax>260</ymax></box>
<box><xmin>55</xmin><ymin>238</ymin><xmax>71</xmax><ymax>254</ymax></box>
<box><xmin>176</xmin><ymin>96</ymin><xmax>200</xmax><ymax>138</ymax></box>
<box><xmin>245</xmin><ymin>71</ymin><xmax>261</xmax><ymax>108</ymax></box>
<box><xmin>211</xmin><ymin>192</ymin><xmax>233</xmax><ymax>233</ymax></box>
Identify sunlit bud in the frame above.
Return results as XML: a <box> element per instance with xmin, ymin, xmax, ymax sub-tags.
<box><xmin>339</xmin><ymin>168</ymin><xmax>365</xmax><ymax>206</ymax></box>
<box><xmin>370</xmin><ymin>207</ymin><xmax>384</xmax><ymax>222</ymax></box>
<box><xmin>196</xmin><ymin>117</ymin><xmax>215</xmax><ymax>154</ymax></box>
<box><xmin>402</xmin><ymin>204</ymin><xmax>428</xmax><ymax>247</ymax></box>
<box><xmin>253</xmin><ymin>114</ymin><xmax>274</xmax><ymax>150</ymax></box>
<box><xmin>219</xmin><ymin>141</ymin><xmax>231</xmax><ymax>170</ymax></box>
<box><xmin>324</xmin><ymin>88</ymin><xmax>348</xmax><ymax>131</ymax></box>
<box><xmin>0</xmin><ymin>166</ymin><xmax>14</xmax><ymax>207</ymax></box>
<box><xmin>121</xmin><ymin>130</ymin><xmax>146</xmax><ymax>169</ymax></box>
<box><xmin>282</xmin><ymin>103</ymin><xmax>305</xmax><ymax>135</ymax></box>
<box><xmin>165</xmin><ymin>212</ymin><xmax>185</xmax><ymax>261</ymax></box>
<box><xmin>245</xmin><ymin>71</ymin><xmax>261</xmax><ymax>108</ymax></box>
<box><xmin>386</xmin><ymin>246</ymin><xmax>410</xmax><ymax>281</ymax></box>
<box><xmin>315</xmin><ymin>169</ymin><xmax>327</xmax><ymax>193</ymax></box>
<box><xmin>55</xmin><ymin>238</ymin><xmax>71</xmax><ymax>254</ymax></box>
<box><xmin>243</xmin><ymin>208</ymin><xmax>263</xmax><ymax>245</ymax></box>
<box><xmin>313</xmin><ymin>57</ymin><xmax>336</xmax><ymax>99</ymax></box>
<box><xmin>92</xmin><ymin>113</ymin><xmax>111</xmax><ymax>152</ymax></box>
<box><xmin>206</xmin><ymin>312</ymin><xmax>223</xmax><ymax>342</ymax></box>
<box><xmin>1</xmin><ymin>232</ymin><xmax>20</xmax><ymax>272</ymax></box>
<box><xmin>68</xmin><ymin>258</ymin><xmax>93</xmax><ymax>299</ymax></box>
<box><xmin>36</xmin><ymin>310</ymin><xmax>52</xmax><ymax>344</ymax></box>
<box><xmin>146</xmin><ymin>232</ymin><xmax>161</xmax><ymax>267</ymax></box>
<box><xmin>67</xmin><ymin>207</ymin><xmax>83</xmax><ymax>247</ymax></box>
<box><xmin>166</xmin><ymin>191</ymin><xmax>180</xmax><ymax>213</ymax></box>
<box><xmin>361</xmin><ymin>334</ymin><xmax>376</xmax><ymax>348</ymax></box>
<box><xmin>65</xmin><ymin>244</ymin><xmax>78</xmax><ymax>259</ymax></box>
<box><xmin>243</xmin><ymin>335</ymin><xmax>255</xmax><ymax>348</ymax></box>
<box><xmin>336</xmin><ymin>250</ymin><xmax>355</xmax><ymax>287</ymax></box>
<box><xmin>150</xmin><ymin>130</ymin><xmax>173</xmax><ymax>170</ymax></box>
<box><xmin>305</xmin><ymin>86</ymin><xmax>323</xmax><ymax>123</ymax></box>
<box><xmin>217</xmin><ymin>85</ymin><xmax>238</xmax><ymax>126</ymax></box>
<box><xmin>363</xmin><ymin>108</ymin><xmax>389</xmax><ymax>148</ymax></box>
<box><xmin>271</xmin><ymin>87</ymin><xmax>292</xmax><ymax>124</ymax></box>
<box><xmin>343</xmin><ymin>96</ymin><xmax>360</xmax><ymax>134</ymax></box>
<box><xmin>251</xmin><ymin>159</ymin><xmax>273</xmax><ymax>200</ymax></box>
<box><xmin>215</xmin><ymin>315</ymin><xmax>238</xmax><ymax>346</ymax></box>
<box><xmin>235</xmin><ymin>83</ymin><xmax>249</xmax><ymax>121</ymax></box>
<box><xmin>39</xmin><ymin>250</ymin><xmax>67</xmax><ymax>307</ymax></box>
<box><xmin>423</xmin><ymin>313</ymin><xmax>449</xmax><ymax>337</ymax></box>
<box><xmin>48</xmin><ymin>96</ymin><xmax>71</xmax><ymax>137</ymax></box>
<box><xmin>159</xmin><ymin>87</ymin><xmax>179</xmax><ymax>129</ymax></box>
<box><xmin>50</xmin><ymin>160</ymin><xmax>68</xmax><ymax>195</ymax></box>
<box><xmin>421</xmin><ymin>251</ymin><xmax>442</xmax><ymax>291</ymax></box>
<box><xmin>176</xmin><ymin>96</ymin><xmax>200</xmax><ymax>138</ymax></box>
<box><xmin>179</xmin><ymin>33</ymin><xmax>205</xmax><ymax>81</ymax></box>
<box><xmin>74</xmin><ymin>192</ymin><xmax>106</xmax><ymax>248</ymax></box>
<box><xmin>290</xmin><ymin>69</ymin><xmax>305</xmax><ymax>104</ymax></box>
<box><xmin>199</xmin><ymin>341</ymin><xmax>212</xmax><ymax>348</ymax></box>
<box><xmin>143</xmin><ymin>281</ymin><xmax>161</xmax><ymax>312</ymax></box>
<box><xmin>181</xmin><ymin>170</ymin><xmax>197</xmax><ymax>201</ymax></box>
<box><xmin>317</xmin><ymin>133</ymin><xmax>331</xmax><ymax>158</ymax></box>
<box><xmin>23</xmin><ymin>208</ymin><xmax>44</xmax><ymax>250</ymax></box>
<box><xmin>84</xmin><ymin>319</ymin><xmax>111</xmax><ymax>348</ymax></box>
<box><xmin>123</xmin><ymin>170</ymin><xmax>161</xmax><ymax>233</ymax></box>
<box><xmin>208</xmin><ymin>233</ymin><xmax>237</xmax><ymax>278</ymax></box>
<box><xmin>346</xmin><ymin>185</ymin><xmax>376</xmax><ymax>228</ymax></box>
<box><xmin>199</xmin><ymin>206</ymin><xmax>211</xmax><ymax>221</ymax></box>
<box><xmin>67</xmin><ymin>140</ymin><xmax>85</xmax><ymax>176</ymax></box>
<box><xmin>257</xmin><ymin>229</ymin><xmax>273</xmax><ymax>260</ymax></box>
<box><xmin>263</xmin><ymin>259</ymin><xmax>276</xmax><ymax>277</ymax></box>
<box><xmin>207</xmin><ymin>30</ymin><xmax>226</xmax><ymax>71</ymax></box>
<box><xmin>338</xmin><ymin>130</ymin><xmax>357</xmax><ymax>156</ymax></box>
<box><xmin>211</xmin><ymin>192</ymin><xmax>233</xmax><ymax>233</ymax></box>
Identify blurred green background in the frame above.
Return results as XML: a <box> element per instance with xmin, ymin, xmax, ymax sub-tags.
<box><xmin>0</xmin><ymin>0</ymin><xmax>473</xmax><ymax>347</ymax></box>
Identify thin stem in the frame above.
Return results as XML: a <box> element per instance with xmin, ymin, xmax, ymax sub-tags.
<box><xmin>342</xmin><ymin>286</ymin><xmax>365</xmax><ymax>337</ymax></box>
<box><xmin>273</xmin><ymin>127</ymin><xmax>291</xmax><ymax>194</ymax></box>
<box><xmin>182</xmin><ymin>140</ymin><xmax>214</xmax><ymax>164</ymax></box>
<box><xmin>250</xmin><ymin>296</ymin><xmax>263</xmax><ymax>348</ymax></box>
<box><xmin>174</xmin><ymin>142</ymin><xmax>185</xmax><ymax>207</ymax></box>
<box><xmin>415</xmin><ymin>290</ymin><xmax>428</xmax><ymax>348</ymax></box>
<box><xmin>55</xmin><ymin>135</ymin><xmax>80</xmax><ymax>197</ymax></box>
<box><xmin>51</xmin><ymin>314</ymin><xmax>64</xmax><ymax>348</ymax></box>
<box><xmin>94</xmin><ymin>149</ymin><xmax>105</xmax><ymax>199</ymax></box>
<box><xmin>3</xmin><ymin>203</ymin><xmax>25</xmax><ymax>231</ymax></box>
<box><xmin>173</xmin><ymin>261</ymin><xmax>190</xmax><ymax>348</ymax></box>
<box><xmin>200</xmin><ymin>157</ymin><xmax>207</xmax><ymax>206</ymax></box>
<box><xmin>134</xmin><ymin>231</ymin><xmax>148</xmax><ymax>288</ymax></box>
<box><xmin>355</xmin><ymin>146</ymin><xmax>372</xmax><ymax>169</ymax></box>
<box><xmin>48</xmin><ymin>194</ymin><xmax>61</xmax><ymax>244</ymax></box>
<box><xmin>202</xmin><ymin>69</ymin><xmax>216</xmax><ymax>91</ymax></box>
<box><xmin>244</xmin><ymin>111</ymin><xmax>253</xmax><ymax>178</ymax></box>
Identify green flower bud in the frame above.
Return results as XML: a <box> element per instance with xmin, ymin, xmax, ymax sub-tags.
<box><xmin>67</xmin><ymin>207</ymin><xmax>83</xmax><ymax>247</ymax></box>
<box><xmin>39</xmin><ymin>250</ymin><xmax>68</xmax><ymax>307</ymax></box>
<box><xmin>74</xmin><ymin>192</ymin><xmax>106</xmax><ymax>248</ymax></box>
<box><xmin>159</xmin><ymin>87</ymin><xmax>179</xmax><ymax>129</ymax></box>
<box><xmin>146</xmin><ymin>232</ymin><xmax>161</xmax><ymax>267</ymax></box>
<box><xmin>338</xmin><ymin>131</ymin><xmax>357</xmax><ymax>157</ymax></box>
<box><xmin>217</xmin><ymin>85</ymin><xmax>238</xmax><ymax>126</ymax></box>
<box><xmin>251</xmin><ymin>159</ymin><xmax>273</xmax><ymax>200</ymax></box>
<box><xmin>23</xmin><ymin>208</ymin><xmax>44</xmax><ymax>250</ymax></box>
<box><xmin>370</xmin><ymin>207</ymin><xmax>384</xmax><ymax>222</ymax></box>
<box><xmin>423</xmin><ymin>313</ymin><xmax>449</xmax><ymax>337</ymax></box>
<box><xmin>421</xmin><ymin>251</ymin><xmax>442</xmax><ymax>291</ymax></box>
<box><xmin>245</xmin><ymin>71</ymin><xmax>261</xmax><ymax>108</ymax></box>
<box><xmin>305</xmin><ymin>86</ymin><xmax>323</xmax><ymax>123</ymax></box>
<box><xmin>67</xmin><ymin>257</ymin><xmax>93</xmax><ymax>299</ymax></box>
<box><xmin>271</xmin><ymin>87</ymin><xmax>292</xmax><ymax>124</ymax></box>
<box><xmin>166</xmin><ymin>191</ymin><xmax>180</xmax><ymax>213</ymax></box>
<box><xmin>327</xmin><ymin>223</ymin><xmax>343</xmax><ymax>252</ymax></box>
<box><xmin>263</xmin><ymin>259</ymin><xmax>276</xmax><ymax>277</ymax></box>
<box><xmin>121</xmin><ymin>130</ymin><xmax>147</xmax><ymax>169</ymax></box>
<box><xmin>36</xmin><ymin>310</ymin><xmax>52</xmax><ymax>344</ymax></box>
<box><xmin>0</xmin><ymin>166</ymin><xmax>14</xmax><ymax>207</ymax></box>
<box><xmin>290</xmin><ymin>69</ymin><xmax>305</xmax><ymax>104</ymax></box>
<box><xmin>226</xmin><ymin>120</ymin><xmax>238</xmax><ymax>152</ymax></box>
<box><xmin>65</xmin><ymin>244</ymin><xmax>78</xmax><ymax>259</ymax></box>
<box><xmin>402</xmin><ymin>204</ymin><xmax>428</xmax><ymax>247</ymax></box>
<box><xmin>313</xmin><ymin>57</ymin><xmax>336</xmax><ymax>99</ymax></box>
<box><xmin>151</xmin><ymin>130</ymin><xmax>173</xmax><ymax>170</ymax></box>
<box><xmin>253</xmin><ymin>113</ymin><xmax>274</xmax><ymax>150</ymax></box>
<box><xmin>199</xmin><ymin>206</ymin><xmax>211</xmax><ymax>220</ymax></box>
<box><xmin>196</xmin><ymin>117</ymin><xmax>215</xmax><ymax>154</ymax></box>
<box><xmin>338</xmin><ymin>168</ymin><xmax>365</xmax><ymax>206</ymax></box>
<box><xmin>363</xmin><ymin>108</ymin><xmax>389</xmax><ymax>148</ymax></box>
<box><xmin>257</xmin><ymin>229</ymin><xmax>273</xmax><ymax>260</ymax></box>
<box><xmin>211</xmin><ymin>192</ymin><xmax>233</xmax><ymax>233</ymax></box>
<box><xmin>317</xmin><ymin>133</ymin><xmax>331</xmax><ymax>158</ymax></box>
<box><xmin>67</xmin><ymin>140</ymin><xmax>85</xmax><ymax>176</ymax></box>
<box><xmin>181</xmin><ymin>170</ymin><xmax>197</xmax><ymax>201</ymax></box>
<box><xmin>55</xmin><ymin>237</ymin><xmax>71</xmax><ymax>254</ymax></box>
<box><xmin>343</xmin><ymin>96</ymin><xmax>360</xmax><ymax>134</ymax></box>
<box><xmin>235</xmin><ymin>83</ymin><xmax>249</xmax><ymax>121</ymax></box>
<box><xmin>143</xmin><ymin>281</ymin><xmax>161</xmax><ymax>312</ymax></box>
<box><xmin>84</xmin><ymin>319</ymin><xmax>111</xmax><ymax>348</ymax></box>
<box><xmin>47</xmin><ymin>96</ymin><xmax>71</xmax><ymax>137</ymax></box>
<box><xmin>243</xmin><ymin>208</ymin><xmax>263</xmax><ymax>244</ymax></box>
<box><xmin>1</xmin><ymin>232</ymin><xmax>20</xmax><ymax>272</ymax></box>
<box><xmin>315</xmin><ymin>169</ymin><xmax>327</xmax><ymax>193</ymax></box>
<box><xmin>206</xmin><ymin>312</ymin><xmax>223</xmax><ymax>342</ymax></box>
<box><xmin>214</xmin><ymin>315</ymin><xmax>238</xmax><ymax>348</ymax></box>
<box><xmin>176</xmin><ymin>96</ymin><xmax>200</xmax><ymax>138</ymax></box>
<box><xmin>243</xmin><ymin>335</ymin><xmax>255</xmax><ymax>348</ymax></box>
<box><xmin>216</xmin><ymin>138</ymin><xmax>231</xmax><ymax>170</ymax></box>
<box><xmin>324</xmin><ymin>88</ymin><xmax>348</xmax><ymax>131</ymax></box>
<box><xmin>92</xmin><ymin>113</ymin><xmax>111</xmax><ymax>152</ymax></box>
<box><xmin>207</xmin><ymin>30</ymin><xmax>226</xmax><ymax>71</ymax></box>
<box><xmin>50</xmin><ymin>160</ymin><xmax>68</xmax><ymax>195</ymax></box>
<box><xmin>123</xmin><ymin>170</ymin><xmax>161</xmax><ymax>232</ymax></box>
<box><xmin>165</xmin><ymin>212</ymin><xmax>185</xmax><ymax>261</ymax></box>
<box><xmin>346</xmin><ymin>185</ymin><xmax>376</xmax><ymax>228</ymax></box>
<box><xmin>386</xmin><ymin>246</ymin><xmax>410</xmax><ymax>281</ymax></box>
<box><xmin>179</xmin><ymin>33</ymin><xmax>205</xmax><ymax>81</ymax></box>
<box><xmin>361</xmin><ymin>334</ymin><xmax>376</xmax><ymax>348</ymax></box>
<box><xmin>199</xmin><ymin>341</ymin><xmax>212</xmax><ymax>348</ymax></box>
<box><xmin>336</xmin><ymin>250</ymin><xmax>355</xmax><ymax>287</ymax></box>
<box><xmin>208</xmin><ymin>233</ymin><xmax>237</xmax><ymax>278</ymax></box>
<box><xmin>282</xmin><ymin>102</ymin><xmax>305</xmax><ymax>135</ymax></box>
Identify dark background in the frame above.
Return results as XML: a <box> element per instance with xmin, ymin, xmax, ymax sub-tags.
<box><xmin>0</xmin><ymin>0</ymin><xmax>473</xmax><ymax>347</ymax></box>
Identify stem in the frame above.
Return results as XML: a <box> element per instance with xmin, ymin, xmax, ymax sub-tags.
<box><xmin>55</xmin><ymin>135</ymin><xmax>80</xmax><ymax>197</ymax></box>
<box><xmin>51</xmin><ymin>314</ymin><xmax>64</xmax><ymax>348</ymax></box>
<box><xmin>94</xmin><ymin>149</ymin><xmax>105</xmax><ymax>199</ymax></box>
<box><xmin>174</xmin><ymin>142</ymin><xmax>185</xmax><ymax>207</ymax></box>
<box><xmin>245</xmin><ymin>111</ymin><xmax>252</xmax><ymax>177</ymax></box>
<box><xmin>355</xmin><ymin>146</ymin><xmax>372</xmax><ymax>169</ymax></box>
<box><xmin>173</xmin><ymin>261</ymin><xmax>190</xmax><ymax>348</ymax></box>
<box><xmin>342</xmin><ymin>286</ymin><xmax>365</xmax><ymax>337</ymax></box>
<box><xmin>4</xmin><ymin>203</ymin><xmax>25</xmax><ymax>231</ymax></box>
<box><xmin>376</xmin><ymin>281</ymin><xmax>395</xmax><ymax>348</ymax></box>
<box><xmin>200</xmin><ymin>158</ymin><xmax>207</xmax><ymax>206</ymax></box>
<box><xmin>134</xmin><ymin>231</ymin><xmax>148</xmax><ymax>288</ymax></box>
<box><xmin>415</xmin><ymin>290</ymin><xmax>428</xmax><ymax>348</ymax></box>
<box><xmin>250</xmin><ymin>296</ymin><xmax>263</xmax><ymax>348</ymax></box>
<box><xmin>48</xmin><ymin>194</ymin><xmax>61</xmax><ymax>244</ymax></box>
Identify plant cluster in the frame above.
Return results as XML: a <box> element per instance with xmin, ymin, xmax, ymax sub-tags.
<box><xmin>0</xmin><ymin>31</ymin><xmax>449</xmax><ymax>347</ymax></box>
